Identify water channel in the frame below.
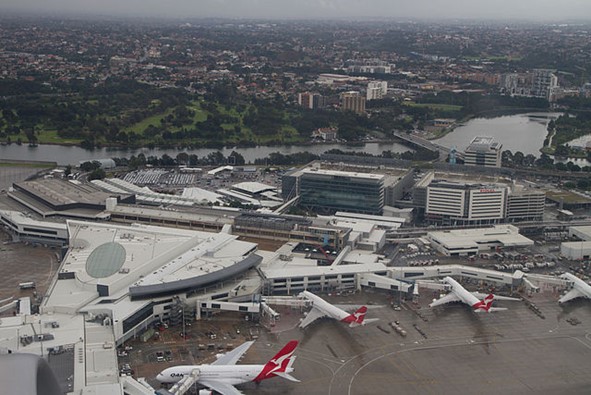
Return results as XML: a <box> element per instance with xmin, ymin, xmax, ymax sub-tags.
<box><xmin>0</xmin><ymin>112</ymin><xmax>581</xmax><ymax>166</ymax></box>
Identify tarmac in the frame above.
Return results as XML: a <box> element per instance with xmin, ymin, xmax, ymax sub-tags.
<box><xmin>1</xmin><ymin>224</ymin><xmax>590</xmax><ymax>394</ymax></box>
<box><xmin>233</xmin><ymin>290</ymin><xmax>591</xmax><ymax>395</ymax></box>
<box><xmin>0</xmin><ymin>229</ymin><xmax>59</xmax><ymax>306</ymax></box>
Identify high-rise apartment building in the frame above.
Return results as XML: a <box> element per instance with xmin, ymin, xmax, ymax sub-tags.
<box><xmin>298</xmin><ymin>92</ymin><xmax>325</xmax><ymax>109</ymax></box>
<box><xmin>532</xmin><ymin>69</ymin><xmax>558</xmax><ymax>100</ymax></box>
<box><xmin>366</xmin><ymin>81</ymin><xmax>388</xmax><ymax>101</ymax></box>
<box><xmin>340</xmin><ymin>91</ymin><xmax>366</xmax><ymax>114</ymax></box>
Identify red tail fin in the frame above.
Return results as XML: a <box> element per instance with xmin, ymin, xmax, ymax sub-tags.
<box><xmin>473</xmin><ymin>294</ymin><xmax>495</xmax><ymax>312</ymax></box>
<box><xmin>253</xmin><ymin>340</ymin><xmax>298</xmax><ymax>383</ymax></box>
<box><xmin>341</xmin><ymin>306</ymin><xmax>367</xmax><ymax>326</ymax></box>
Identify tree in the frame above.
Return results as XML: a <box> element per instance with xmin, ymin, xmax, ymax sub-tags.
<box><xmin>64</xmin><ymin>165</ymin><xmax>72</xmax><ymax>177</ymax></box>
<box><xmin>80</xmin><ymin>161</ymin><xmax>101</xmax><ymax>172</ymax></box>
<box><xmin>513</xmin><ymin>151</ymin><xmax>525</xmax><ymax>166</ymax></box>
<box><xmin>228</xmin><ymin>151</ymin><xmax>245</xmax><ymax>166</ymax></box>
<box><xmin>87</xmin><ymin>168</ymin><xmax>106</xmax><ymax>181</ymax></box>
<box><xmin>176</xmin><ymin>152</ymin><xmax>189</xmax><ymax>165</ymax></box>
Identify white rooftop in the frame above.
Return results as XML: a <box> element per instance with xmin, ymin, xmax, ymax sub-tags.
<box><xmin>259</xmin><ymin>249</ymin><xmax>387</xmax><ymax>280</ymax></box>
<box><xmin>300</xmin><ymin>168</ymin><xmax>385</xmax><ymax>181</ymax></box>
<box><xmin>428</xmin><ymin>225</ymin><xmax>533</xmax><ymax>249</ymax></box>
<box><xmin>232</xmin><ymin>181</ymin><xmax>276</xmax><ymax>195</ymax></box>
<box><xmin>181</xmin><ymin>187</ymin><xmax>224</xmax><ymax>204</ymax></box>
<box><xmin>43</xmin><ymin>220</ymin><xmax>256</xmax><ymax>313</ymax></box>
<box><xmin>0</xmin><ymin>209</ymin><xmax>67</xmax><ymax>231</ymax></box>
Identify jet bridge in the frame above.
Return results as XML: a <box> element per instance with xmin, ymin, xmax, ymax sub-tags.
<box><xmin>357</xmin><ymin>273</ymin><xmax>414</xmax><ymax>293</ymax></box>
<box><xmin>389</xmin><ymin>264</ymin><xmax>523</xmax><ymax>288</ymax></box>
<box><xmin>387</xmin><ymin>264</ymin><xmax>572</xmax><ymax>293</ymax></box>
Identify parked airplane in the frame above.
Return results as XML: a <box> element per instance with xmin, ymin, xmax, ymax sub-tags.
<box><xmin>558</xmin><ymin>272</ymin><xmax>591</xmax><ymax>304</ymax></box>
<box><xmin>429</xmin><ymin>276</ymin><xmax>520</xmax><ymax>312</ymax></box>
<box><xmin>298</xmin><ymin>290</ymin><xmax>378</xmax><ymax>328</ymax></box>
<box><xmin>156</xmin><ymin>340</ymin><xmax>299</xmax><ymax>395</ymax></box>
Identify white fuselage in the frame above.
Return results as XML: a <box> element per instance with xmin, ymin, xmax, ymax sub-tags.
<box><xmin>300</xmin><ymin>290</ymin><xmax>349</xmax><ymax>321</ymax></box>
<box><xmin>562</xmin><ymin>273</ymin><xmax>591</xmax><ymax>297</ymax></box>
<box><xmin>443</xmin><ymin>276</ymin><xmax>481</xmax><ymax>307</ymax></box>
<box><xmin>158</xmin><ymin>364</ymin><xmax>270</xmax><ymax>385</ymax></box>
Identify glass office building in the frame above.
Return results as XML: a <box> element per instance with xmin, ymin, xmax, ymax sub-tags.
<box><xmin>298</xmin><ymin>169</ymin><xmax>385</xmax><ymax>215</ymax></box>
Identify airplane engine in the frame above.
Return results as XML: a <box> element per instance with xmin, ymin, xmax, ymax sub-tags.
<box><xmin>198</xmin><ymin>390</ymin><xmax>213</xmax><ymax>395</ymax></box>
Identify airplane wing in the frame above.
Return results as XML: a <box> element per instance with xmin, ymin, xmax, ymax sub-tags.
<box><xmin>299</xmin><ymin>307</ymin><xmax>327</xmax><ymax>328</ymax></box>
<box><xmin>429</xmin><ymin>292</ymin><xmax>461</xmax><ymax>307</ymax></box>
<box><xmin>559</xmin><ymin>288</ymin><xmax>585</xmax><ymax>304</ymax></box>
<box><xmin>211</xmin><ymin>341</ymin><xmax>255</xmax><ymax>366</ymax></box>
<box><xmin>333</xmin><ymin>304</ymin><xmax>384</xmax><ymax>311</ymax></box>
<box><xmin>472</xmin><ymin>292</ymin><xmax>521</xmax><ymax>301</ymax></box>
<box><xmin>200</xmin><ymin>380</ymin><xmax>243</xmax><ymax>395</ymax></box>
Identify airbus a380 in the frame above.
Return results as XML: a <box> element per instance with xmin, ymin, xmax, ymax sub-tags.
<box><xmin>429</xmin><ymin>276</ymin><xmax>520</xmax><ymax>312</ymax></box>
<box><xmin>157</xmin><ymin>340</ymin><xmax>299</xmax><ymax>395</ymax></box>
<box><xmin>298</xmin><ymin>290</ymin><xmax>379</xmax><ymax>328</ymax></box>
<box><xmin>558</xmin><ymin>272</ymin><xmax>591</xmax><ymax>304</ymax></box>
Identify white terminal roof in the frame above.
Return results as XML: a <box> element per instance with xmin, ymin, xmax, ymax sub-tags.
<box><xmin>300</xmin><ymin>168</ymin><xmax>385</xmax><ymax>180</ymax></box>
<box><xmin>181</xmin><ymin>187</ymin><xmax>224</xmax><ymax>204</ymax></box>
<box><xmin>232</xmin><ymin>181</ymin><xmax>276</xmax><ymax>195</ymax></box>
<box><xmin>44</xmin><ymin>220</ymin><xmax>256</xmax><ymax>313</ymax></box>
<box><xmin>0</xmin><ymin>209</ymin><xmax>67</xmax><ymax>231</ymax></box>
<box><xmin>427</xmin><ymin>225</ymin><xmax>533</xmax><ymax>250</ymax></box>
<box><xmin>259</xmin><ymin>249</ymin><xmax>387</xmax><ymax>280</ymax></box>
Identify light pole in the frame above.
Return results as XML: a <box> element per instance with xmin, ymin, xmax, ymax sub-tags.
<box><xmin>179</xmin><ymin>306</ymin><xmax>186</xmax><ymax>342</ymax></box>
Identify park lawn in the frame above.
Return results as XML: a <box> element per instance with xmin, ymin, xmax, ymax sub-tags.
<box><xmin>188</xmin><ymin>102</ymin><xmax>208</xmax><ymax>123</ymax></box>
<box><xmin>124</xmin><ymin>108</ymin><xmax>175</xmax><ymax>134</ymax></box>
<box><xmin>37</xmin><ymin>130</ymin><xmax>82</xmax><ymax>144</ymax></box>
<box><xmin>216</xmin><ymin>103</ymin><xmax>242</xmax><ymax>118</ymax></box>
<box><xmin>403</xmin><ymin>101</ymin><xmax>463</xmax><ymax>112</ymax></box>
<box><xmin>0</xmin><ymin>161</ymin><xmax>56</xmax><ymax>168</ymax></box>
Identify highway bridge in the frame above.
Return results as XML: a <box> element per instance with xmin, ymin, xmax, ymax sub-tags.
<box><xmin>392</xmin><ymin>131</ymin><xmax>462</xmax><ymax>162</ymax></box>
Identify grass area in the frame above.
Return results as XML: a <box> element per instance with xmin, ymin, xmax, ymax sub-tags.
<box><xmin>36</xmin><ymin>130</ymin><xmax>82</xmax><ymax>144</ymax></box>
<box><xmin>188</xmin><ymin>104</ymin><xmax>208</xmax><ymax>124</ymax></box>
<box><xmin>125</xmin><ymin>108</ymin><xmax>175</xmax><ymax>134</ymax></box>
<box><xmin>403</xmin><ymin>102</ymin><xmax>463</xmax><ymax>112</ymax></box>
<box><xmin>0</xmin><ymin>161</ymin><xmax>56</xmax><ymax>168</ymax></box>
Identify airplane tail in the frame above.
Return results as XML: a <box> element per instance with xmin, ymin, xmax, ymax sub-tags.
<box><xmin>347</xmin><ymin>306</ymin><xmax>368</xmax><ymax>327</ymax></box>
<box><xmin>253</xmin><ymin>340</ymin><xmax>299</xmax><ymax>383</ymax></box>
<box><xmin>474</xmin><ymin>294</ymin><xmax>495</xmax><ymax>313</ymax></box>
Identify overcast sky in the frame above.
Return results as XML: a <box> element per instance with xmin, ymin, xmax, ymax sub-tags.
<box><xmin>2</xmin><ymin>0</ymin><xmax>591</xmax><ymax>21</ymax></box>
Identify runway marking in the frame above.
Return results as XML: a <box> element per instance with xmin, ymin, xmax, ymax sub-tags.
<box><xmin>344</xmin><ymin>334</ymin><xmax>591</xmax><ymax>395</ymax></box>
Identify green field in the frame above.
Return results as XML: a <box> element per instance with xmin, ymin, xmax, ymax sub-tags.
<box><xmin>403</xmin><ymin>102</ymin><xmax>463</xmax><ymax>112</ymax></box>
<box><xmin>0</xmin><ymin>161</ymin><xmax>56</xmax><ymax>168</ymax></box>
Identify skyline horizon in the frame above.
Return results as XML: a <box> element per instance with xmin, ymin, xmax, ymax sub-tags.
<box><xmin>2</xmin><ymin>0</ymin><xmax>591</xmax><ymax>23</ymax></box>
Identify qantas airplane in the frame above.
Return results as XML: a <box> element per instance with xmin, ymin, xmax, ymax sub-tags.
<box><xmin>298</xmin><ymin>290</ymin><xmax>378</xmax><ymax>328</ymax></box>
<box><xmin>156</xmin><ymin>340</ymin><xmax>299</xmax><ymax>395</ymax></box>
<box><xmin>558</xmin><ymin>272</ymin><xmax>591</xmax><ymax>304</ymax></box>
<box><xmin>429</xmin><ymin>276</ymin><xmax>520</xmax><ymax>312</ymax></box>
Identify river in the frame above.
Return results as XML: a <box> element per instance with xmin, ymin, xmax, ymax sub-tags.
<box><xmin>433</xmin><ymin>112</ymin><xmax>562</xmax><ymax>156</ymax></box>
<box><xmin>0</xmin><ymin>112</ymin><xmax>567</xmax><ymax>166</ymax></box>
<box><xmin>0</xmin><ymin>141</ymin><xmax>411</xmax><ymax>166</ymax></box>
